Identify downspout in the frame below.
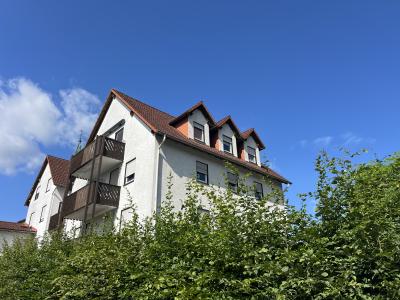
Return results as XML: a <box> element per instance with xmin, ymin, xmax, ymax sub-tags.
<box><xmin>152</xmin><ymin>133</ymin><xmax>166</xmax><ymax>214</ymax></box>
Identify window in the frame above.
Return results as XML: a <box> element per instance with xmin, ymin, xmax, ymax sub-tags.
<box><xmin>29</xmin><ymin>212</ymin><xmax>35</xmax><ymax>225</ymax></box>
<box><xmin>197</xmin><ymin>206</ymin><xmax>210</xmax><ymax>216</ymax></box>
<box><xmin>196</xmin><ymin>161</ymin><xmax>208</xmax><ymax>184</ymax></box>
<box><xmin>227</xmin><ymin>172</ymin><xmax>238</xmax><ymax>192</ymax></box>
<box><xmin>193</xmin><ymin>122</ymin><xmax>205</xmax><ymax>142</ymax></box>
<box><xmin>46</xmin><ymin>178</ymin><xmax>52</xmax><ymax>192</ymax></box>
<box><xmin>247</xmin><ymin>146</ymin><xmax>257</xmax><ymax>164</ymax></box>
<box><xmin>254</xmin><ymin>182</ymin><xmax>263</xmax><ymax>200</ymax></box>
<box><xmin>34</xmin><ymin>184</ymin><xmax>41</xmax><ymax>200</ymax></box>
<box><xmin>115</xmin><ymin>128</ymin><xmax>124</xmax><ymax>142</ymax></box>
<box><xmin>109</xmin><ymin>168</ymin><xmax>120</xmax><ymax>186</ymax></box>
<box><xmin>67</xmin><ymin>178</ymin><xmax>75</xmax><ymax>196</ymax></box>
<box><xmin>124</xmin><ymin>159</ymin><xmax>136</xmax><ymax>185</ymax></box>
<box><xmin>40</xmin><ymin>205</ymin><xmax>47</xmax><ymax>223</ymax></box>
<box><xmin>120</xmin><ymin>207</ymin><xmax>133</xmax><ymax>229</ymax></box>
<box><xmin>223</xmin><ymin>135</ymin><xmax>233</xmax><ymax>154</ymax></box>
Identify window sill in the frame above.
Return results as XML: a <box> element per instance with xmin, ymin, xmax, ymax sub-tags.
<box><xmin>196</xmin><ymin>180</ymin><xmax>209</xmax><ymax>186</ymax></box>
<box><xmin>124</xmin><ymin>180</ymin><xmax>135</xmax><ymax>187</ymax></box>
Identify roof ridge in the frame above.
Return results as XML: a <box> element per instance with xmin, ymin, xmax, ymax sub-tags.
<box><xmin>112</xmin><ymin>89</ymin><xmax>176</xmax><ymax>119</ymax></box>
<box><xmin>47</xmin><ymin>154</ymin><xmax>68</xmax><ymax>161</ymax></box>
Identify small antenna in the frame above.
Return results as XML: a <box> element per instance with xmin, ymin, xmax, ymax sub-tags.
<box><xmin>75</xmin><ymin>130</ymin><xmax>83</xmax><ymax>153</ymax></box>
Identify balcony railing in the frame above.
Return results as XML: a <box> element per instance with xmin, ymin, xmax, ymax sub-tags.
<box><xmin>70</xmin><ymin>136</ymin><xmax>125</xmax><ymax>176</ymax></box>
<box><xmin>61</xmin><ymin>182</ymin><xmax>120</xmax><ymax>220</ymax></box>
<box><xmin>48</xmin><ymin>213</ymin><xmax>60</xmax><ymax>231</ymax></box>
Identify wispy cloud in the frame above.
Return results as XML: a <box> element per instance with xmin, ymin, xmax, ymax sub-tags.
<box><xmin>341</xmin><ymin>132</ymin><xmax>376</xmax><ymax>146</ymax></box>
<box><xmin>297</xmin><ymin>132</ymin><xmax>375</xmax><ymax>150</ymax></box>
<box><xmin>0</xmin><ymin>77</ymin><xmax>101</xmax><ymax>175</ymax></box>
<box><xmin>313</xmin><ymin>136</ymin><xmax>333</xmax><ymax>147</ymax></box>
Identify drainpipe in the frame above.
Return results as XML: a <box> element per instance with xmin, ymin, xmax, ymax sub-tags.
<box><xmin>152</xmin><ymin>133</ymin><xmax>166</xmax><ymax>214</ymax></box>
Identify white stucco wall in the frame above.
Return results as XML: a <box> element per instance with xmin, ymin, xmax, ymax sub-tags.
<box><xmin>218</xmin><ymin>124</ymin><xmax>238</xmax><ymax>157</ymax></box>
<box><xmin>157</xmin><ymin>139</ymin><xmax>281</xmax><ymax>211</ymax></box>
<box><xmin>26</xmin><ymin>164</ymin><xmax>65</xmax><ymax>239</ymax></box>
<box><xmin>67</xmin><ymin>97</ymin><xmax>158</xmax><ymax>229</ymax></box>
<box><xmin>188</xmin><ymin>109</ymin><xmax>210</xmax><ymax>145</ymax></box>
<box><xmin>0</xmin><ymin>230</ymin><xmax>34</xmax><ymax>252</ymax></box>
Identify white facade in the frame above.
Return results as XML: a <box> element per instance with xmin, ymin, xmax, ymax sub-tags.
<box><xmin>157</xmin><ymin>139</ymin><xmax>281</xmax><ymax>211</ymax></box>
<box><xmin>25</xmin><ymin>163</ymin><xmax>65</xmax><ymax>240</ymax></box>
<box><xmin>0</xmin><ymin>230</ymin><xmax>34</xmax><ymax>252</ymax></box>
<box><xmin>24</xmin><ymin>93</ymin><xmax>287</xmax><ymax>236</ymax></box>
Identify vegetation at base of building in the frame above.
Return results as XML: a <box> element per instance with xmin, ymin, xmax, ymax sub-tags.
<box><xmin>1</xmin><ymin>151</ymin><xmax>400</xmax><ymax>299</ymax></box>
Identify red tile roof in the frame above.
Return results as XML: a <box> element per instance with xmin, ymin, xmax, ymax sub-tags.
<box><xmin>169</xmin><ymin>100</ymin><xmax>216</xmax><ymax>126</ymax></box>
<box><xmin>0</xmin><ymin>221</ymin><xmax>36</xmax><ymax>233</ymax></box>
<box><xmin>25</xmin><ymin>156</ymin><xmax>70</xmax><ymax>206</ymax></box>
<box><xmin>212</xmin><ymin>115</ymin><xmax>242</xmax><ymax>136</ymax></box>
<box><xmin>88</xmin><ymin>89</ymin><xmax>290</xmax><ymax>184</ymax></box>
<box><xmin>241</xmin><ymin>128</ymin><xmax>266</xmax><ymax>150</ymax></box>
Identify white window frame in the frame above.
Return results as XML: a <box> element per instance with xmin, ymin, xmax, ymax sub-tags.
<box><xmin>247</xmin><ymin>146</ymin><xmax>257</xmax><ymax>164</ymax></box>
<box><xmin>34</xmin><ymin>184</ymin><xmax>41</xmax><ymax>200</ymax></box>
<box><xmin>29</xmin><ymin>212</ymin><xmax>35</xmax><ymax>225</ymax></box>
<box><xmin>227</xmin><ymin>172</ymin><xmax>238</xmax><ymax>192</ymax></box>
<box><xmin>124</xmin><ymin>158</ymin><xmax>136</xmax><ymax>185</ymax></box>
<box><xmin>223</xmin><ymin>135</ymin><xmax>233</xmax><ymax>154</ymax></box>
<box><xmin>46</xmin><ymin>178</ymin><xmax>52</xmax><ymax>192</ymax></box>
<box><xmin>196</xmin><ymin>161</ymin><xmax>209</xmax><ymax>184</ymax></box>
<box><xmin>193</xmin><ymin>122</ymin><xmax>205</xmax><ymax>142</ymax></box>
<box><xmin>40</xmin><ymin>205</ymin><xmax>47</xmax><ymax>223</ymax></box>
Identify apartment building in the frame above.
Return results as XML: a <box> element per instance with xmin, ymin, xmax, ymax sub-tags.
<box><xmin>25</xmin><ymin>89</ymin><xmax>290</xmax><ymax>235</ymax></box>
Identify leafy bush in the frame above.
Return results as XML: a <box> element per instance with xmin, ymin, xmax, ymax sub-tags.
<box><xmin>0</xmin><ymin>152</ymin><xmax>399</xmax><ymax>299</ymax></box>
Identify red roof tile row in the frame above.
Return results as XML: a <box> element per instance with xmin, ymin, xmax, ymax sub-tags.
<box><xmin>0</xmin><ymin>221</ymin><xmax>36</xmax><ymax>233</ymax></box>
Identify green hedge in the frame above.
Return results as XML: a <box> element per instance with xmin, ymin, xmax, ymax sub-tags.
<box><xmin>1</xmin><ymin>152</ymin><xmax>399</xmax><ymax>299</ymax></box>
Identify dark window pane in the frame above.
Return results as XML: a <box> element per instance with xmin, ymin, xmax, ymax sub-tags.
<box><xmin>223</xmin><ymin>135</ymin><xmax>232</xmax><ymax>153</ymax></box>
<box><xmin>196</xmin><ymin>161</ymin><xmax>208</xmax><ymax>184</ymax></box>
<box><xmin>115</xmin><ymin>128</ymin><xmax>124</xmax><ymax>142</ymax></box>
<box><xmin>254</xmin><ymin>182</ymin><xmax>263</xmax><ymax>200</ymax></box>
<box><xmin>194</xmin><ymin>122</ymin><xmax>204</xmax><ymax>141</ymax></box>
<box><xmin>248</xmin><ymin>146</ymin><xmax>256</xmax><ymax>163</ymax></box>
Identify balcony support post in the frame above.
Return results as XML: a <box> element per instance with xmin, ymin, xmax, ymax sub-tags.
<box><xmin>91</xmin><ymin>136</ymin><xmax>105</xmax><ymax>221</ymax></box>
<box><xmin>82</xmin><ymin>136</ymin><xmax>100</xmax><ymax>234</ymax></box>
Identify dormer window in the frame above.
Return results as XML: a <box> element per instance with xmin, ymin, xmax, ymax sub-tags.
<box><xmin>193</xmin><ymin>122</ymin><xmax>205</xmax><ymax>142</ymax></box>
<box><xmin>223</xmin><ymin>135</ymin><xmax>233</xmax><ymax>154</ymax></box>
<box><xmin>247</xmin><ymin>146</ymin><xmax>257</xmax><ymax>164</ymax></box>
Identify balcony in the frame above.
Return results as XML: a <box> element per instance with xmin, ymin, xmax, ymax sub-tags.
<box><xmin>61</xmin><ymin>182</ymin><xmax>120</xmax><ymax>220</ymax></box>
<box><xmin>70</xmin><ymin>136</ymin><xmax>125</xmax><ymax>180</ymax></box>
<box><xmin>48</xmin><ymin>213</ymin><xmax>60</xmax><ymax>231</ymax></box>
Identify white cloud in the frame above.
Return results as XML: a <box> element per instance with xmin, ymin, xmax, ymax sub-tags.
<box><xmin>57</xmin><ymin>88</ymin><xmax>100</xmax><ymax>146</ymax></box>
<box><xmin>341</xmin><ymin>132</ymin><xmax>376</xmax><ymax>146</ymax></box>
<box><xmin>0</xmin><ymin>77</ymin><xmax>100</xmax><ymax>175</ymax></box>
<box><xmin>313</xmin><ymin>136</ymin><xmax>333</xmax><ymax>147</ymax></box>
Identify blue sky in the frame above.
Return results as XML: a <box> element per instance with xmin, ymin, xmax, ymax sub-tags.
<box><xmin>0</xmin><ymin>1</ymin><xmax>399</xmax><ymax>221</ymax></box>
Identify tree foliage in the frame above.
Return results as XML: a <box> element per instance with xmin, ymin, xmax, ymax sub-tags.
<box><xmin>0</xmin><ymin>152</ymin><xmax>399</xmax><ymax>299</ymax></box>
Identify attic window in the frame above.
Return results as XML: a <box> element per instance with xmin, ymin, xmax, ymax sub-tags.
<box><xmin>223</xmin><ymin>135</ymin><xmax>233</xmax><ymax>154</ymax></box>
<box><xmin>248</xmin><ymin>146</ymin><xmax>257</xmax><ymax>164</ymax></box>
<box><xmin>193</xmin><ymin>122</ymin><xmax>204</xmax><ymax>142</ymax></box>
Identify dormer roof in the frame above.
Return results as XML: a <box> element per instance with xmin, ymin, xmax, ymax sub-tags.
<box><xmin>241</xmin><ymin>128</ymin><xmax>266</xmax><ymax>150</ymax></box>
<box><xmin>212</xmin><ymin>115</ymin><xmax>241</xmax><ymax>136</ymax></box>
<box><xmin>169</xmin><ymin>101</ymin><xmax>216</xmax><ymax>126</ymax></box>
